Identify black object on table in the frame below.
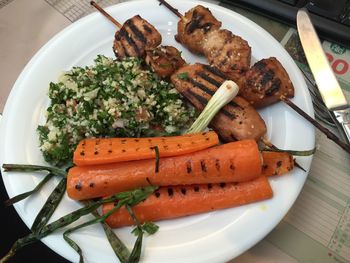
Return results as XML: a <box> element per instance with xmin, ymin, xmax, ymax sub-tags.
<box><xmin>0</xmin><ymin>170</ymin><xmax>68</xmax><ymax>263</ymax></box>
<box><xmin>220</xmin><ymin>0</ymin><xmax>350</xmax><ymax>48</ymax></box>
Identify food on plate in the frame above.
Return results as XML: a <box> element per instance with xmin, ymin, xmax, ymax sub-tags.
<box><xmin>110</xmin><ymin>11</ymin><xmax>185</xmax><ymax>79</ymax></box>
<box><xmin>145</xmin><ymin>45</ymin><xmax>186</xmax><ymax>79</ymax></box>
<box><xmin>113</xmin><ymin>15</ymin><xmax>161</xmax><ymax>59</ymax></box>
<box><xmin>103</xmin><ymin>176</ymin><xmax>273</xmax><ymax>227</ymax></box>
<box><xmin>162</xmin><ymin>2</ymin><xmax>295</xmax><ymax>108</ymax></box>
<box><xmin>186</xmin><ymin>80</ymin><xmax>240</xmax><ymax>134</ymax></box>
<box><xmin>239</xmin><ymin>57</ymin><xmax>295</xmax><ymax>108</ymax></box>
<box><xmin>261</xmin><ymin>151</ymin><xmax>294</xmax><ymax>177</ymax></box>
<box><xmin>175</xmin><ymin>5</ymin><xmax>222</xmax><ymax>54</ymax></box>
<box><xmin>73</xmin><ymin>131</ymin><xmax>219</xmax><ymax>166</ymax></box>
<box><xmin>171</xmin><ymin>63</ymin><xmax>267</xmax><ymax>141</ymax></box>
<box><xmin>175</xmin><ymin>5</ymin><xmax>251</xmax><ymax>83</ymax></box>
<box><xmin>67</xmin><ymin>140</ymin><xmax>263</xmax><ymax>200</ymax></box>
<box><xmin>37</xmin><ymin>55</ymin><xmax>196</xmax><ymax>166</ymax></box>
<box><xmin>202</xmin><ymin>29</ymin><xmax>251</xmax><ymax>82</ymax></box>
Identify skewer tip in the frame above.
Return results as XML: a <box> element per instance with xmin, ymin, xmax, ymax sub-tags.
<box><xmin>90</xmin><ymin>0</ymin><xmax>122</xmax><ymax>28</ymax></box>
<box><xmin>158</xmin><ymin>0</ymin><xmax>183</xmax><ymax>18</ymax></box>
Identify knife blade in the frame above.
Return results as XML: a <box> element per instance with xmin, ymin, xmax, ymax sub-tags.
<box><xmin>297</xmin><ymin>9</ymin><xmax>350</xmax><ymax>144</ymax></box>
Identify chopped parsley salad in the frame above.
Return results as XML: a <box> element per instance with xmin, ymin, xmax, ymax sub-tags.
<box><xmin>37</xmin><ymin>55</ymin><xmax>196</xmax><ymax>166</ymax></box>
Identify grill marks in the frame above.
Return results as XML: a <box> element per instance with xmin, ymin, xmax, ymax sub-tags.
<box><xmin>203</xmin><ymin>64</ymin><xmax>228</xmax><ymax>79</ymax></box>
<box><xmin>186</xmin><ymin>160</ymin><xmax>192</xmax><ymax>173</ymax></box>
<box><xmin>189</xmin><ymin>78</ymin><xmax>215</xmax><ymax>95</ymax></box>
<box><xmin>260</xmin><ymin>69</ymin><xmax>274</xmax><ymax>86</ymax></box>
<box><xmin>171</xmin><ymin>63</ymin><xmax>267</xmax><ymax>141</ymax></box>
<box><xmin>249</xmin><ymin>60</ymin><xmax>280</xmax><ymax>96</ymax></box>
<box><xmin>197</xmin><ymin>72</ymin><xmax>222</xmax><ymax>88</ymax></box>
<box><xmin>186</xmin><ymin>80</ymin><xmax>236</xmax><ymax>119</ymax></box>
<box><xmin>177</xmin><ymin>64</ymin><xmax>240</xmax><ymax>120</ymax></box>
<box><xmin>119</xmin><ymin>27</ymin><xmax>141</xmax><ymax>57</ymax></box>
<box><xmin>200</xmin><ymin>160</ymin><xmax>207</xmax><ymax>172</ymax></box>
<box><xmin>113</xmin><ymin>15</ymin><xmax>161</xmax><ymax>59</ymax></box>
<box><xmin>186</xmin><ymin>10</ymin><xmax>203</xmax><ymax>34</ymax></box>
<box><xmin>143</xmin><ymin>24</ymin><xmax>152</xmax><ymax>33</ymax></box>
<box><xmin>125</xmin><ymin>18</ymin><xmax>147</xmax><ymax>44</ymax></box>
<box><xmin>182</xmin><ymin>157</ymin><xmax>240</xmax><ymax>178</ymax></box>
<box><xmin>176</xmin><ymin>5</ymin><xmax>222</xmax><ymax>54</ymax></box>
<box><xmin>240</xmin><ymin>57</ymin><xmax>295</xmax><ymax>108</ymax></box>
<box><xmin>265</xmin><ymin>79</ymin><xmax>281</xmax><ymax>96</ymax></box>
<box><xmin>186</xmin><ymin>89</ymin><xmax>208</xmax><ymax>106</ymax></box>
<box><xmin>153</xmin><ymin>182</ymin><xmax>231</xmax><ymax>199</ymax></box>
<box><xmin>186</xmin><ymin>10</ymin><xmax>215</xmax><ymax>34</ymax></box>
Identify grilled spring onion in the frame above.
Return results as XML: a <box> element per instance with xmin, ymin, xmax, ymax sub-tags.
<box><xmin>1</xmin><ymin>164</ymin><xmax>157</xmax><ymax>263</ymax></box>
<box><xmin>0</xmin><ymin>186</ymin><xmax>157</xmax><ymax>263</ymax></box>
<box><xmin>4</xmin><ymin>172</ymin><xmax>55</xmax><ymax>206</ymax></box>
<box><xmin>186</xmin><ymin>80</ymin><xmax>239</xmax><ymax>134</ymax></box>
<box><xmin>31</xmin><ymin>177</ymin><xmax>66</xmax><ymax>233</ymax></box>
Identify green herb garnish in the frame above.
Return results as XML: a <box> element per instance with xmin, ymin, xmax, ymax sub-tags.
<box><xmin>177</xmin><ymin>72</ymin><xmax>189</xmax><ymax>80</ymax></box>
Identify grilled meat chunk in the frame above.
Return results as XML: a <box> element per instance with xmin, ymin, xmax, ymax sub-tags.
<box><xmin>171</xmin><ymin>63</ymin><xmax>267</xmax><ymax>141</ymax></box>
<box><xmin>145</xmin><ymin>45</ymin><xmax>186</xmax><ymax>79</ymax></box>
<box><xmin>239</xmin><ymin>57</ymin><xmax>295</xmax><ymax>108</ymax></box>
<box><xmin>113</xmin><ymin>15</ymin><xmax>161</xmax><ymax>59</ymax></box>
<box><xmin>175</xmin><ymin>6</ymin><xmax>250</xmax><ymax>82</ymax></box>
<box><xmin>203</xmin><ymin>29</ymin><xmax>251</xmax><ymax>82</ymax></box>
<box><xmin>176</xmin><ymin>5</ymin><xmax>221</xmax><ymax>55</ymax></box>
<box><xmin>210</xmin><ymin>96</ymin><xmax>266</xmax><ymax>142</ymax></box>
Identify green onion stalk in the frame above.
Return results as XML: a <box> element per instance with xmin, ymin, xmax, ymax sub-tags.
<box><xmin>0</xmin><ymin>184</ymin><xmax>157</xmax><ymax>263</ymax></box>
<box><xmin>186</xmin><ymin>80</ymin><xmax>239</xmax><ymax>133</ymax></box>
<box><xmin>1</xmin><ymin>164</ymin><xmax>158</xmax><ymax>263</ymax></box>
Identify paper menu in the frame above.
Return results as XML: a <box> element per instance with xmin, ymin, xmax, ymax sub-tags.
<box><xmin>265</xmin><ymin>28</ymin><xmax>350</xmax><ymax>263</ymax></box>
<box><xmin>267</xmin><ymin>128</ymin><xmax>350</xmax><ymax>263</ymax></box>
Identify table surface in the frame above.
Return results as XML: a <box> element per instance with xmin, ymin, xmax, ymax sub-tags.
<box><xmin>1</xmin><ymin>1</ymin><xmax>349</xmax><ymax>263</ymax></box>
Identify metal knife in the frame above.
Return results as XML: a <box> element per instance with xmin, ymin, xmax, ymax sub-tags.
<box><xmin>297</xmin><ymin>9</ymin><xmax>350</xmax><ymax>144</ymax></box>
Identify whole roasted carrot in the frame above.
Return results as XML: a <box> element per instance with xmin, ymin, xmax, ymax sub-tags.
<box><xmin>103</xmin><ymin>176</ymin><xmax>273</xmax><ymax>228</ymax></box>
<box><xmin>67</xmin><ymin>140</ymin><xmax>262</xmax><ymax>200</ymax></box>
<box><xmin>73</xmin><ymin>131</ymin><xmax>219</xmax><ymax>166</ymax></box>
<box><xmin>261</xmin><ymin>151</ymin><xmax>294</xmax><ymax>177</ymax></box>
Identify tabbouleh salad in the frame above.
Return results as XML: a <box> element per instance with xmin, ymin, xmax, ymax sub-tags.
<box><xmin>37</xmin><ymin>55</ymin><xmax>196</xmax><ymax>166</ymax></box>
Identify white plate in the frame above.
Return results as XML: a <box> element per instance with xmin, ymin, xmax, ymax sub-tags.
<box><xmin>0</xmin><ymin>1</ymin><xmax>315</xmax><ymax>262</ymax></box>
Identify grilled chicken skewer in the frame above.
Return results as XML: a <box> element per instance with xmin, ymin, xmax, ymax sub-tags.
<box><xmin>159</xmin><ymin>1</ymin><xmax>348</xmax><ymax>154</ymax></box>
<box><xmin>91</xmin><ymin>1</ymin><xmax>185</xmax><ymax>79</ymax></box>
<box><xmin>160</xmin><ymin>2</ymin><xmax>251</xmax><ymax>83</ymax></box>
<box><xmin>240</xmin><ymin>57</ymin><xmax>295</xmax><ymax>108</ymax></box>
<box><xmin>175</xmin><ymin>4</ymin><xmax>221</xmax><ymax>55</ymax></box>
<box><xmin>171</xmin><ymin>64</ymin><xmax>267</xmax><ymax>141</ymax></box>
<box><xmin>158</xmin><ymin>0</ymin><xmax>294</xmax><ymax>108</ymax></box>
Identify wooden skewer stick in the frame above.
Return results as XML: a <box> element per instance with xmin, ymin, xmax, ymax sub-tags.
<box><xmin>281</xmin><ymin>96</ymin><xmax>350</xmax><ymax>154</ymax></box>
<box><xmin>90</xmin><ymin>1</ymin><xmax>122</xmax><ymax>28</ymax></box>
<box><xmin>158</xmin><ymin>0</ymin><xmax>183</xmax><ymax>18</ymax></box>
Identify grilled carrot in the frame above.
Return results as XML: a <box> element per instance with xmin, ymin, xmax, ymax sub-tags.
<box><xmin>67</xmin><ymin>140</ymin><xmax>262</xmax><ymax>200</ymax></box>
<box><xmin>73</xmin><ymin>131</ymin><xmax>219</xmax><ymax>166</ymax></box>
<box><xmin>103</xmin><ymin>176</ymin><xmax>273</xmax><ymax>227</ymax></box>
<box><xmin>261</xmin><ymin>151</ymin><xmax>294</xmax><ymax>177</ymax></box>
